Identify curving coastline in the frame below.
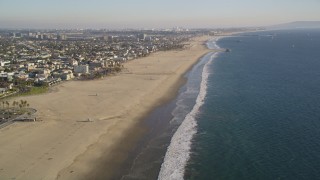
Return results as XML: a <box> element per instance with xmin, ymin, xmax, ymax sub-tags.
<box><xmin>158</xmin><ymin>40</ymin><xmax>220</xmax><ymax>180</ymax></box>
<box><xmin>0</xmin><ymin>36</ymin><xmax>212</xmax><ymax>180</ymax></box>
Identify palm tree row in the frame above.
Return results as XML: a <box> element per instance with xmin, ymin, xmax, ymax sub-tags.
<box><xmin>1</xmin><ymin>101</ymin><xmax>10</xmax><ymax>109</ymax></box>
<box><xmin>0</xmin><ymin>100</ymin><xmax>30</xmax><ymax>110</ymax></box>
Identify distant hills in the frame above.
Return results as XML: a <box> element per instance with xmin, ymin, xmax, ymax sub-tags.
<box><xmin>268</xmin><ymin>21</ymin><xmax>320</xmax><ymax>30</ymax></box>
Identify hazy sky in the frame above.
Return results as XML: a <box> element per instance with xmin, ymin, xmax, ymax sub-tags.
<box><xmin>0</xmin><ymin>0</ymin><xmax>319</xmax><ymax>29</ymax></box>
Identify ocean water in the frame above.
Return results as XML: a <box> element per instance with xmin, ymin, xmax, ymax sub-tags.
<box><xmin>121</xmin><ymin>42</ymin><xmax>216</xmax><ymax>180</ymax></box>
<box><xmin>123</xmin><ymin>29</ymin><xmax>320</xmax><ymax>180</ymax></box>
<box><xmin>182</xmin><ymin>29</ymin><xmax>320</xmax><ymax>180</ymax></box>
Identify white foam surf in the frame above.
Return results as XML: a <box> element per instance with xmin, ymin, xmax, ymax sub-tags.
<box><xmin>158</xmin><ymin>46</ymin><xmax>219</xmax><ymax>180</ymax></box>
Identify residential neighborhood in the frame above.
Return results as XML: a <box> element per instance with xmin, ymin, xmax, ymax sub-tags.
<box><xmin>0</xmin><ymin>28</ymin><xmax>204</xmax><ymax>96</ymax></box>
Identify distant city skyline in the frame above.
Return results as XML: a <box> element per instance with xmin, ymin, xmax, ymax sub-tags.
<box><xmin>0</xmin><ymin>0</ymin><xmax>320</xmax><ymax>29</ymax></box>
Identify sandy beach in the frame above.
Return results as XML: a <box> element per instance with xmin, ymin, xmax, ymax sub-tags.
<box><xmin>0</xmin><ymin>36</ymin><xmax>213</xmax><ymax>180</ymax></box>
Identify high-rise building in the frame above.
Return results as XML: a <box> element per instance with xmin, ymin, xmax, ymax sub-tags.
<box><xmin>57</xmin><ymin>34</ymin><xmax>67</xmax><ymax>40</ymax></box>
<box><xmin>108</xmin><ymin>36</ymin><xmax>114</xmax><ymax>42</ymax></box>
<box><xmin>138</xmin><ymin>33</ymin><xmax>146</xmax><ymax>40</ymax></box>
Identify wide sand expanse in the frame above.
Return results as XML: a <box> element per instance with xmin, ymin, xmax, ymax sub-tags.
<box><xmin>0</xmin><ymin>36</ymin><xmax>213</xmax><ymax>180</ymax></box>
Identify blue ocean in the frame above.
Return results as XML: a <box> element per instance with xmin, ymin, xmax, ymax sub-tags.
<box><xmin>181</xmin><ymin>29</ymin><xmax>320</xmax><ymax>180</ymax></box>
<box><xmin>122</xmin><ymin>29</ymin><xmax>320</xmax><ymax>180</ymax></box>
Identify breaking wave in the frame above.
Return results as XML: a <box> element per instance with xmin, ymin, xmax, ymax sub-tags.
<box><xmin>158</xmin><ymin>39</ymin><xmax>220</xmax><ymax>180</ymax></box>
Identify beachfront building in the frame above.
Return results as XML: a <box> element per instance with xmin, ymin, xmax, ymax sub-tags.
<box><xmin>0</xmin><ymin>82</ymin><xmax>13</xmax><ymax>93</ymax></box>
<box><xmin>0</xmin><ymin>28</ymin><xmax>196</xmax><ymax>90</ymax></box>
<box><xmin>74</xmin><ymin>64</ymin><xmax>89</xmax><ymax>74</ymax></box>
<box><xmin>61</xmin><ymin>71</ymin><xmax>74</xmax><ymax>80</ymax></box>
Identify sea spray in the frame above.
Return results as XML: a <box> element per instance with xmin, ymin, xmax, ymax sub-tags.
<box><xmin>158</xmin><ymin>52</ymin><xmax>217</xmax><ymax>180</ymax></box>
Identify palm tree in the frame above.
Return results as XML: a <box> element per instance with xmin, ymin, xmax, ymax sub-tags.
<box><xmin>12</xmin><ymin>101</ymin><xmax>16</xmax><ymax>113</ymax></box>
<box><xmin>23</xmin><ymin>100</ymin><xmax>28</xmax><ymax>108</ymax></box>
<box><xmin>12</xmin><ymin>101</ymin><xmax>16</xmax><ymax>108</ymax></box>
<box><xmin>5</xmin><ymin>101</ymin><xmax>9</xmax><ymax>109</ymax></box>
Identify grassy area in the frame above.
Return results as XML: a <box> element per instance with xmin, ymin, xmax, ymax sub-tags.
<box><xmin>18</xmin><ymin>86</ymin><xmax>49</xmax><ymax>96</ymax></box>
<box><xmin>0</xmin><ymin>90</ymin><xmax>18</xmax><ymax>99</ymax></box>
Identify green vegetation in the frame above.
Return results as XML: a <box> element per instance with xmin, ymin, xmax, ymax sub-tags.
<box><xmin>18</xmin><ymin>86</ymin><xmax>48</xmax><ymax>96</ymax></box>
<box><xmin>0</xmin><ymin>89</ymin><xmax>17</xmax><ymax>98</ymax></box>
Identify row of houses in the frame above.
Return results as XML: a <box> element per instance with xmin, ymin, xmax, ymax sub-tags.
<box><xmin>0</xmin><ymin>30</ymin><xmax>193</xmax><ymax>92</ymax></box>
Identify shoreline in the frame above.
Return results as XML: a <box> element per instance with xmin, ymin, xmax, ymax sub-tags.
<box><xmin>0</xmin><ymin>35</ymin><xmax>213</xmax><ymax>180</ymax></box>
<box><xmin>57</xmin><ymin>37</ymin><xmax>214</xmax><ymax>180</ymax></box>
<box><xmin>158</xmin><ymin>49</ymin><xmax>217</xmax><ymax>180</ymax></box>
<box><xmin>116</xmin><ymin>47</ymin><xmax>216</xmax><ymax>180</ymax></box>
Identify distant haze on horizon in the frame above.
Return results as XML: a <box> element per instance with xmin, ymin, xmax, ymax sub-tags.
<box><xmin>0</xmin><ymin>0</ymin><xmax>320</xmax><ymax>29</ymax></box>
